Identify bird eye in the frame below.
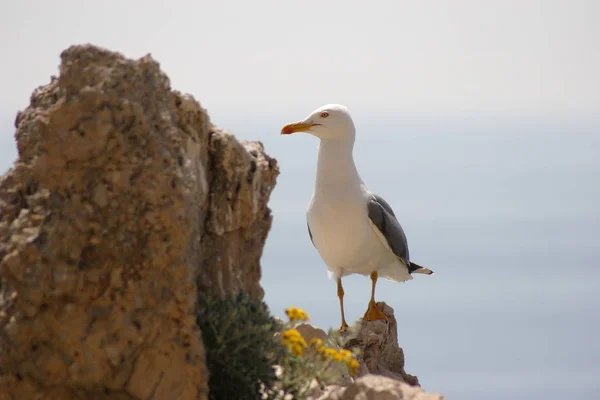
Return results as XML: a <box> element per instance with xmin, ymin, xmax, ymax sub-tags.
<box><xmin>320</xmin><ymin>112</ymin><xmax>329</xmax><ymax>118</ymax></box>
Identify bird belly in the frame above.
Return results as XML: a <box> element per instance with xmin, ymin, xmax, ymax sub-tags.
<box><xmin>307</xmin><ymin>199</ymin><xmax>402</xmax><ymax>279</ymax></box>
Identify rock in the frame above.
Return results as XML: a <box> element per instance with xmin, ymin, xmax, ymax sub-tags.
<box><xmin>313</xmin><ymin>385</ymin><xmax>345</xmax><ymax>400</ymax></box>
<box><xmin>345</xmin><ymin>302</ymin><xmax>420</xmax><ymax>386</ymax></box>
<box><xmin>0</xmin><ymin>44</ymin><xmax>278</xmax><ymax>399</ymax></box>
<box><xmin>295</xmin><ymin>323</ymin><xmax>328</xmax><ymax>344</ymax></box>
<box><xmin>305</xmin><ymin>302</ymin><xmax>444</xmax><ymax>400</ymax></box>
<box><xmin>197</xmin><ymin>130</ymin><xmax>278</xmax><ymax>302</ymax></box>
<box><xmin>318</xmin><ymin>375</ymin><xmax>444</xmax><ymax>400</ymax></box>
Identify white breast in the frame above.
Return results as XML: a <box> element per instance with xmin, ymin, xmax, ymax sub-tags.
<box><xmin>307</xmin><ymin>190</ymin><xmax>390</xmax><ymax>278</ymax></box>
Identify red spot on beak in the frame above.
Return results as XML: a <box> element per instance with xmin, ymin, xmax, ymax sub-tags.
<box><xmin>282</xmin><ymin>125</ymin><xmax>294</xmax><ymax>135</ymax></box>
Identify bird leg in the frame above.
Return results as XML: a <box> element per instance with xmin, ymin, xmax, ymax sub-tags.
<box><xmin>363</xmin><ymin>271</ymin><xmax>388</xmax><ymax>321</ymax></box>
<box><xmin>337</xmin><ymin>278</ymin><xmax>349</xmax><ymax>331</ymax></box>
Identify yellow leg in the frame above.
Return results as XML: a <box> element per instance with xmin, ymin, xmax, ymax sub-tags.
<box><xmin>362</xmin><ymin>271</ymin><xmax>388</xmax><ymax>321</ymax></box>
<box><xmin>337</xmin><ymin>278</ymin><xmax>349</xmax><ymax>331</ymax></box>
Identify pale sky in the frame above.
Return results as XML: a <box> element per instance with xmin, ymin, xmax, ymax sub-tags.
<box><xmin>0</xmin><ymin>0</ymin><xmax>599</xmax><ymax>120</ymax></box>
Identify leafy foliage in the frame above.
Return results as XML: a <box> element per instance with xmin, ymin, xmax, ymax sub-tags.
<box><xmin>197</xmin><ymin>293</ymin><xmax>284</xmax><ymax>400</ymax></box>
<box><xmin>197</xmin><ymin>299</ymin><xmax>361</xmax><ymax>400</ymax></box>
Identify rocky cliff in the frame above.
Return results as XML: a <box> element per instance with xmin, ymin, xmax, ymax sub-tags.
<box><xmin>0</xmin><ymin>44</ymin><xmax>278</xmax><ymax>400</ymax></box>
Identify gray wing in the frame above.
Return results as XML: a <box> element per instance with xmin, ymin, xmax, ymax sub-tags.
<box><xmin>367</xmin><ymin>194</ymin><xmax>410</xmax><ymax>263</ymax></box>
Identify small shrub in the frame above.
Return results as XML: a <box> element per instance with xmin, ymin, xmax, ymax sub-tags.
<box><xmin>275</xmin><ymin>308</ymin><xmax>361</xmax><ymax>399</ymax></box>
<box><xmin>197</xmin><ymin>293</ymin><xmax>284</xmax><ymax>400</ymax></box>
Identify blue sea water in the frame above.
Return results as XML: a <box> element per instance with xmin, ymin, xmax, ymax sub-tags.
<box><xmin>244</xmin><ymin>114</ymin><xmax>600</xmax><ymax>399</ymax></box>
<box><xmin>1</xmin><ymin>113</ymin><xmax>599</xmax><ymax>398</ymax></box>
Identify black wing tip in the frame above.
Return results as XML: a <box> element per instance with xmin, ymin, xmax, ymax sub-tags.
<box><xmin>408</xmin><ymin>262</ymin><xmax>434</xmax><ymax>275</ymax></box>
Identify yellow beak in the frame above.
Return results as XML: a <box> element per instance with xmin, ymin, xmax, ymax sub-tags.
<box><xmin>281</xmin><ymin>121</ymin><xmax>320</xmax><ymax>135</ymax></box>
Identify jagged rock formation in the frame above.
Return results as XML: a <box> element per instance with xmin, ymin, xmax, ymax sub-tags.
<box><xmin>298</xmin><ymin>303</ymin><xmax>443</xmax><ymax>400</ymax></box>
<box><xmin>198</xmin><ymin>131</ymin><xmax>277</xmax><ymax>302</ymax></box>
<box><xmin>0</xmin><ymin>44</ymin><xmax>278</xmax><ymax>400</ymax></box>
<box><xmin>346</xmin><ymin>302</ymin><xmax>420</xmax><ymax>385</ymax></box>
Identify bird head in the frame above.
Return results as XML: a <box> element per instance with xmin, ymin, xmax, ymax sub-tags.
<box><xmin>281</xmin><ymin>104</ymin><xmax>355</xmax><ymax>141</ymax></box>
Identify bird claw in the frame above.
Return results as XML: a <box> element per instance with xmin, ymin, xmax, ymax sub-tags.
<box><xmin>338</xmin><ymin>322</ymin><xmax>349</xmax><ymax>333</ymax></box>
<box><xmin>362</xmin><ymin>301</ymin><xmax>388</xmax><ymax>322</ymax></box>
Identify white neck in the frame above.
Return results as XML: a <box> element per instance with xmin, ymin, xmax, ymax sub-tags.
<box><xmin>314</xmin><ymin>137</ymin><xmax>362</xmax><ymax>195</ymax></box>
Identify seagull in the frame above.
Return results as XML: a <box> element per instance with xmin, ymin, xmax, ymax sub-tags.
<box><xmin>281</xmin><ymin>104</ymin><xmax>434</xmax><ymax>331</ymax></box>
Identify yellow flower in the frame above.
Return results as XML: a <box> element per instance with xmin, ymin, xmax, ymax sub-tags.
<box><xmin>309</xmin><ymin>338</ymin><xmax>324</xmax><ymax>349</ymax></box>
<box><xmin>285</xmin><ymin>307</ymin><xmax>310</xmax><ymax>322</ymax></box>
<box><xmin>282</xmin><ymin>329</ymin><xmax>304</xmax><ymax>342</ymax></box>
<box><xmin>281</xmin><ymin>329</ymin><xmax>307</xmax><ymax>356</ymax></box>
<box><xmin>347</xmin><ymin>358</ymin><xmax>360</xmax><ymax>376</ymax></box>
<box><xmin>339</xmin><ymin>349</ymin><xmax>353</xmax><ymax>361</ymax></box>
<box><xmin>323</xmin><ymin>348</ymin><xmax>343</xmax><ymax>362</ymax></box>
<box><xmin>290</xmin><ymin>343</ymin><xmax>304</xmax><ymax>356</ymax></box>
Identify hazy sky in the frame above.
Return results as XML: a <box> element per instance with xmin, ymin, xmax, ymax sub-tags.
<box><xmin>1</xmin><ymin>0</ymin><xmax>599</xmax><ymax>119</ymax></box>
<box><xmin>1</xmin><ymin>2</ymin><xmax>599</xmax><ymax>399</ymax></box>
<box><xmin>2</xmin><ymin>0</ymin><xmax>599</xmax><ymax>171</ymax></box>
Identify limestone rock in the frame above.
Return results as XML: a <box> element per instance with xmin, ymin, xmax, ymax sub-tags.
<box><xmin>295</xmin><ymin>323</ymin><xmax>328</xmax><ymax>344</ymax></box>
<box><xmin>317</xmin><ymin>375</ymin><xmax>444</xmax><ymax>400</ymax></box>
<box><xmin>0</xmin><ymin>44</ymin><xmax>278</xmax><ymax>399</ymax></box>
<box><xmin>345</xmin><ymin>302</ymin><xmax>420</xmax><ymax>386</ymax></box>
<box><xmin>304</xmin><ymin>302</ymin><xmax>444</xmax><ymax>400</ymax></box>
<box><xmin>198</xmin><ymin>130</ymin><xmax>278</xmax><ymax>302</ymax></box>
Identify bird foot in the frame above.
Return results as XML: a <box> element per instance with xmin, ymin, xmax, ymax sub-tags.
<box><xmin>338</xmin><ymin>321</ymin><xmax>349</xmax><ymax>332</ymax></box>
<box><xmin>362</xmin><ymin>301</ymin><xmax>387</xmax><ymax>322</ymax></box>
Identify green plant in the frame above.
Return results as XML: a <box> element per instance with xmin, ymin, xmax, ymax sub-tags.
<box><xmin>276</xmin><ymin>308</ymin><xmax>361</xmax><ymax>399</ymax></box>
<box><xmin>197</xmin><ymin>293</ymin><xmax>284</xmax><ymax>400</ymax></box>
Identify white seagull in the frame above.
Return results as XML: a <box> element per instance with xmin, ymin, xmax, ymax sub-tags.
<box><xmin>282</xmin><ymin>104</ymin><xmax>434</xmax><ymax>331</ymax></box>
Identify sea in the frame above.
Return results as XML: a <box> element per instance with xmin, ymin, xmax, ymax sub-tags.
<box><xmin>1</xmin><ymin>113</ymin><xmax>598</xmax><ymax>399</ymax></box>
